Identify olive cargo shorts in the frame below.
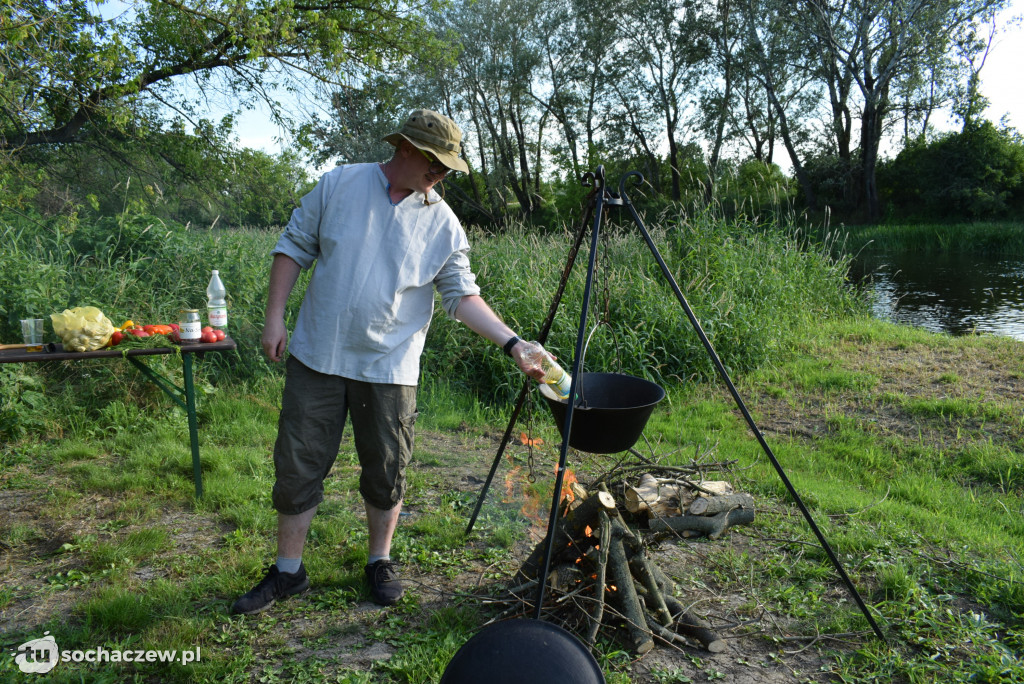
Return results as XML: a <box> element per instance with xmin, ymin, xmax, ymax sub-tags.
<box><xmin>271</xmin><ymin>356</ymin><xmax>418</xmax><ymax>514</ymax></box>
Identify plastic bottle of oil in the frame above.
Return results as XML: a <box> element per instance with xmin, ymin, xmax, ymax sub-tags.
<box><xmin>522</xmin><ymin>341</ymin><xmax>572</xmax><ymax>400</ymax></box>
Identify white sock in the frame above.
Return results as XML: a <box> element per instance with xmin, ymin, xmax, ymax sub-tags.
<box><xmin>276</xmin><ymin>557</ymin><xmax>302</xmax><ymax>574</ymax></box>
<box><xmin>368</xmin><ymin>555</ymin><xmax>390</xmax><ymax>566</ymax></box>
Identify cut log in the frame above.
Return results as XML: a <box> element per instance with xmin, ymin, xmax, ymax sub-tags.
<box><xmin>624</xmin><ymin>474</ymin><xmax>692</xmax><ymax>518</ymax></box>
<box><xmin>628</xmin><ymin>555</ymin><xmax>673</xmax><ymax>626</ymax></box>
<box><xmin>607</xmin><ymin>530</ymin><xmax>654</xmax><ymax>654</ymax></box>
<box><xmin>648</xmin><ymin>508</ymin><xmax>755</xmax><ymax>539</ymax></box>
<box><xmin>687</xmin><ymin>492</ymin><xmax>755</xmax><ymax>516</ymax></box>
<box><xmin>690</xmin><ymin>480</ymin><xmax>734</xmax><ymax>497</ymax></box>
<box><xmin>662</xmin><ymin>595</ymin><xmax>728</xmax><ymax>652</ymax></box>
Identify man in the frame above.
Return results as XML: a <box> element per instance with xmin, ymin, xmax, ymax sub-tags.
<box><xmin>231</xmin><ymin>109</ymin><xmax>541</xmax><ymax>614</ymax></box>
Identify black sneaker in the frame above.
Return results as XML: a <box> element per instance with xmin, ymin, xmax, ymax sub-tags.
<box><xmin>365</xmin><ymin>559</ymin><xmax>404</xmax><ymax>606</ymax></box>
<box><xmin>231</xmin><ymin>564</ymin><xmax>309</xmax><ymax>615</ymax></box>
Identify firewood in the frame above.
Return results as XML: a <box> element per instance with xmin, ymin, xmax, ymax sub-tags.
<box><xmin>514</xmin><ymin>489</ymin><xmax>616</xmax><ymax>582</ymax></box>
<box><xmin>659</xmin><ymin>595</ymin><xmax>727</xmax><ymax>652</ymax></box>
<box><xmin>687</xmin><ymin>492</ymin><xmax>754</xmax><ymax>516</ymax></box>
<box><xmin>624</xmin><ymin>474</ymin><xmax>692</xmax><ymax>518</ymax></box>
<box><xmin>607</xmin><ymin>531</ymin><xmax>654</xmax><ymax>654</ymax></box>
<box><xmin>687</xmin><ymin>480</ymin><xmax>734</xmax><ymax>497</ymax></box>
<box><xmin>648</xmin><ymin>508</ymin><xmax>755</xmax><ymax>539</ymax></box>
<box><xmin>506</xmin><ymin>480</ymin><xmax>740</xmax><ymax>656</ymax></box>
<box><xmin>584</xmin><ymin>509</ymin><xmax>612</xmax><ymax>646</ymax></box>
<box><xmin>648</xmin><ymin>611</ymin><xmax>728</xmax><ymax>653</ymax></box>
<box><xmin>548</xmin><ymin>563</ymin><xmax>585</xmax><ymax>592</ymax></box>
<box><xmin>628</xmin><ymin>554</ymin><xmax>673</xmax><ymax>626</ymax></box>
<box><xmin>624</xmin><ymin>473</ymin><xmax>659</xmax><ymax>513</ymax></box>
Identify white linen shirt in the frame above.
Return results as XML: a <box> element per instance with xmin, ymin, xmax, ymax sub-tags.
<box><xmin>272</xmin><ymin>163</ymin><xmax>481</xmax><ymax>385</ymax></box>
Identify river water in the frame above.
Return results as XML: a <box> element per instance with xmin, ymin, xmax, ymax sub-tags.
<box><xmin>850</xmin><ymin>251</ymin><xmax>1024</xmax><ymax>341</ymax></box>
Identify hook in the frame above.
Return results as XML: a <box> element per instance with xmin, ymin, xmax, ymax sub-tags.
<box><xmin>618</xmin><ymin>171</ymin><xmax>646</xmax><ymax>202</ymax></box>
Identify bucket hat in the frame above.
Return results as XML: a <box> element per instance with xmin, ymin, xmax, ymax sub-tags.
<box><xmin>383</xmin><ymin>109</ymin><xmax>470</xmax><ymax>174</ymax></box>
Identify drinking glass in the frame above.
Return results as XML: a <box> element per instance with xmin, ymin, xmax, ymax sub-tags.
<box><xmin>20</xmin><ymin>318</ymin><xmax>44</xmax><ymax>347</ymax></box>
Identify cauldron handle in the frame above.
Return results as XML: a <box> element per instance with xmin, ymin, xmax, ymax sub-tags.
<box><xmin>578</xmin><ymin>320</ymin><xmax>624</xmax><ymax>407</ymax></box>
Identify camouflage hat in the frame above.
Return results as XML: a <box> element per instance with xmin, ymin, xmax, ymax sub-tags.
<box><xmin>383</xmin><ymin>109</ymin><xmax>470</xmax><ymax>174</ymax></box>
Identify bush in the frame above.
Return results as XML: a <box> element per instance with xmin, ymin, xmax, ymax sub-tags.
<box><xmin>879</xmin><ymin>121</ymin><xmax>1024</xmax><ymax>221</ymax></box>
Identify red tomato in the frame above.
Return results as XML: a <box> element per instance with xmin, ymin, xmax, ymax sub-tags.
<box><xmin>202</xmin><ymin>326</ymin><xmax>213</xmax><ymax>334</ymax></box>
<box><xmin>201</xmin><ymin>330</ymin><xmax>217</xmax><ymax>343</ymax></box>
<box><xmin>213</xmin><ymin>329</ymin><xmax>226</xmax><ymax>341</ymax></box>
<box><xmin>110</xmin><ymin>331</ymin><xmax>124</xmax><ymax>346</ymax></box>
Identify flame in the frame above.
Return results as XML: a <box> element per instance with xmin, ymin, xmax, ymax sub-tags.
<box><xmin>560</xmin><ymin>466</ymin><xmax>578</xmax><ymax>509</ymax></box>
<box><xmin>503</xmin><ymin>462</ymin><xmax>583</xmax><ymax>544</ymax></box>
<box><xmin>503</xmin><ymin>464</ymin><xmax>548</xmax><ymax>542</ymax></box>
<box><xmin>519</xmin><ymin>431</ymin><xmax>544</xmax><ymax>447</ymax></box>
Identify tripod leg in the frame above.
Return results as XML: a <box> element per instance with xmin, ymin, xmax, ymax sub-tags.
<box><xmin>464</xmin><ymin>192</ymin><xmax>597</xmax><ymax>536</ymax></box>
<box><xmin>619</xmin><ymin>186</ymin><xmax>886</xmax><ymax>643</ymax></box>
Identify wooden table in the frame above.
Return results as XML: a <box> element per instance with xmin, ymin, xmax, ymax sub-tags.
<box><xmin>0</xmin><ymin>338</ymin><xmax>238</xmax><ymax>498</ymax></box>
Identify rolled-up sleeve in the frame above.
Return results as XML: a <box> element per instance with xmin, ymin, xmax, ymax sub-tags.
<box><xmin>272</xmin><ymin>178</ymin><xmax>326</xmax><ymax>269</ymax></box>
<box><xmin>436</xmin><ymin>249</ymin><xmax>481</xmax><ymax>319</ymax></box>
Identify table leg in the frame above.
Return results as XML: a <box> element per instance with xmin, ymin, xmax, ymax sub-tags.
<box><xmin>182</xmin><ymin>353</ymin><xmax>204</xmax><ymax>499</ymax></box>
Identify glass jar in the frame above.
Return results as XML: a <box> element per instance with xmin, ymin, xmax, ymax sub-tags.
<box><xmin>178</xmin><ymin>309</ymin><xmax>202</xmax><ymax>342</ymax></box>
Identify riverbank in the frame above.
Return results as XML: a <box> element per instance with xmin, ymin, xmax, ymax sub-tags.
<box><xmin>839</xmin><ymin>221</ymin><xmax>1024</xmax><ymax>254</ymax></box>
<box><xmin>2</xmin><ymin>316</ymin><xmax>1021</xmax><ymax>682</ymax></box>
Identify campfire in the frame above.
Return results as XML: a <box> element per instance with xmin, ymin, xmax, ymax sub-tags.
<box><xmin>466</xmin><ymin>165</ymin><xmax>887</xmax><ymax>656</ymax></box>
<box><xmin>489</xmin><ymin>454</ymin><xmax>753</xmax><ymax>656</ymax></box>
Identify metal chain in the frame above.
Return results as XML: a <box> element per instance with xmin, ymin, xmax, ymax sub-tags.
<box><xmin>525</xmin><ymin>386</ymin><xmax>537</xmax><ymax>483</ymax></box>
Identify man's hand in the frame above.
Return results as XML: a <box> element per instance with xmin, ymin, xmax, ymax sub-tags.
<box><xmin>262</xmin><ymin>254</ymin><xmax>302</xmax><ymax>363</ymax></box>
<box><xmin>262</xmin><ymin>318</ymin><xmax>288</xmax><ymax>362</ymax></box>
<box><xmin>510</xmin><ymin>339</ymin><xmax>547</xmax><ymax>382</ymax></box>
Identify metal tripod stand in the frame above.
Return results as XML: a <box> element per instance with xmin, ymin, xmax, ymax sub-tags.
<box><xmin>465</xmin><ymin>166</ymin><xmax>886</xmax><ymax>642</ymax></box>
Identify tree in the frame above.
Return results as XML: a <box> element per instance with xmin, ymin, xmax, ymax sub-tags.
<box><xmin>0</xmin><ymin>0</ymin><xmax>439</xmax><ymax>151</ymax></box>
<box><xmin>697</xmin><ymin>0</ymin><xmax>742</xmax><ymax>202</ymax></box>
<box><xmin>792</xmin><ymin>0</ymin><xmax>1008</xmax><ymax>221</ymax></box>
<box><xmin>738</xmin><ymin>0</ymin><xmax>820</xmax><ymax>210</ymax></box>
<box><xmin>432</xmin><ymin>0</ymin><xmax>545</xmax><ymax>219</ymax></box>
<box><xmin>619</xmin><ymin>0</ymin><xmax>710</xmax><ymax>201</ymax></box>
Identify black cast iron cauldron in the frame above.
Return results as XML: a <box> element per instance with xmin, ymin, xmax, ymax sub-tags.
<box><xmin>439</xmin><ymin>619</ymin><xmax>605</xmax><ymax>684</ymax></box>
<box><xmin>539</xmin><ymin>372</ymin><xmax>666</xmax><ymax>454</ymax></box>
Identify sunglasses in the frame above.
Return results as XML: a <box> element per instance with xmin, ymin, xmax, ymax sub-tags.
<box><xmin>418</xmin><ymin>148</ymin><xmax>451</xmax><ymax>176</ymax></box>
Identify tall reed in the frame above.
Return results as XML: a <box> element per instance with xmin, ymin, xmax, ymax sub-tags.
<box><xmin>843</xmin><ymin>222</ymin><xmax>1024</xmax><ymax>254</ymax></box>
<box><xmin>425</xmin><ymin>207</ymin><xmax>864</xmax><ymax>404</ymax></box>
<box><xmin>2</xmin><ymin>203</ymin><xmax>863</xmax><ymax>438</ymax></box>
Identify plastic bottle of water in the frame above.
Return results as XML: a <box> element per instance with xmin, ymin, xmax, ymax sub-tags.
<box><xmin>522</xmin><ymin>341</ymin><xmax>572</xmax><ymax>400</ymax></box>
<box><xmin>206</xmin><ymin>270</ymin><xmax>227</xmax><ymax>330</ymax></box>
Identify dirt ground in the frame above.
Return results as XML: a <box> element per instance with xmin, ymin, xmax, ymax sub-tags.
<box><xmin>1</xmin><ymin>426</ymin><xmax>847</xmax><ymax>683</ymax></box>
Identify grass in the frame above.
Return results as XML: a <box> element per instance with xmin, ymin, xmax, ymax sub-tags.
<box><xmin>1</xmin><ymin>315</ymin><xmax>1022</xmax><ymax>682</ymax></box>
<box><xmin>2</xmin><ymin>210</ymin><xmax>1023</xmax><ymax>680</ymax></box>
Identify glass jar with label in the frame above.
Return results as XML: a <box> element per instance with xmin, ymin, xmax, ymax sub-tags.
<box><xmin>178</xmin><ymin>309</ymin><xmax>202</xmax><ymax>342</ymax></box>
